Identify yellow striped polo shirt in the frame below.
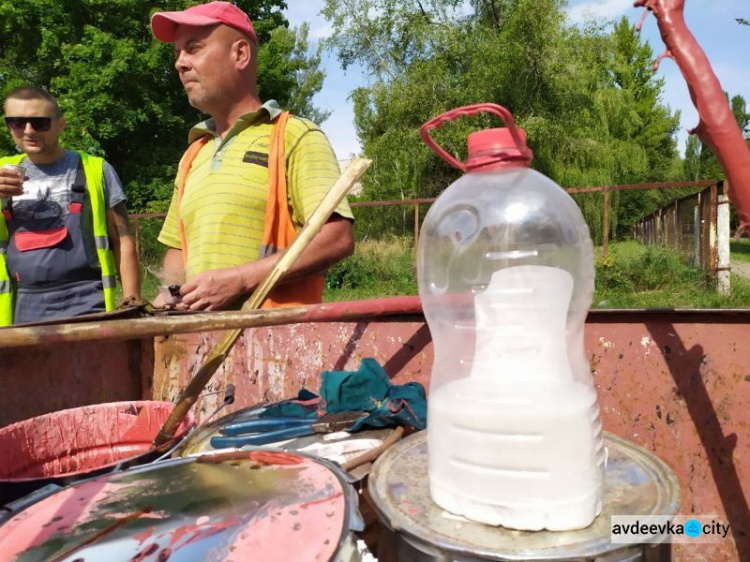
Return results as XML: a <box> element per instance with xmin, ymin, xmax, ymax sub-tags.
<box><xmin>158</xmin><ymin>100</ymin><xmax>354</xmax><ymax>279</ymax></box>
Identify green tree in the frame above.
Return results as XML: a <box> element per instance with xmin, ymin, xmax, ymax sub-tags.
<box><xmin>683</xmin><ymin>134</ymin><xmax>701</xmax><ymax>181</ymax></box>
<box><xmin>609</xmin><ymin>18</ymin><xmax>679</xmax><ymax>182</ymax></box>
<box><xmin>731</xmin><ymin>94</ymin><xmax>750</xmax><ymax>137</ymax></box>
<box><xmin>0</xmin><ymin>0</ymin><xmax>326</xmax><ymax>211</ymax></box>
<box><xmin>322</xmin><ymin>1</ymin><xmax>681</xmax><ymax>244</ymax></box>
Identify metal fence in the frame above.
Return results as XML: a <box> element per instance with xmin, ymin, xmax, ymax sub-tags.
<box><xmin>129</xmin><ymin>199</ymin><xmax>437</xmax><ymax>268</ymax></box>
<box><xmin>631</xmin><ymin>182</ymin><xmax>719</xmax><ymax>274</ymax></box>
<box><xmin>130</xmin><ymin>179</ymin><xmax>730</xmax><ymax>301</ymax></box>
<box><xmin>131</xmin><ymin>181</ymin><xmax>721</xmax><ymax>259</ymax></box>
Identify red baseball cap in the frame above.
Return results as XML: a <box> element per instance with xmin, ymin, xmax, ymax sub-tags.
<box><xmin>151</xmin><ymin>1</ymin><xmax>258</xmax><ymax>44</ymax></box>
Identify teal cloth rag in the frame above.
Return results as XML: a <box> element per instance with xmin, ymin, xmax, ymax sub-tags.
<box><xmin>320</xmin><ymin>358</ymin><xmax>427</xmax><ymax>431</ymax></box>
<box><xmin>259</xmin><ymin>388</ymin><xmax>319</xmax><ymax>419</ymax></box>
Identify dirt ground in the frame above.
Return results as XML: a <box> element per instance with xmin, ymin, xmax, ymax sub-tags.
<box><xmin>732</xmin><ymin>260</ymin><xmax>750</xmax><ymax>280</ymax></box>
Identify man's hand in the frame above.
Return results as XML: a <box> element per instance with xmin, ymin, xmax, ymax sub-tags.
<box><xmin>179</xmin><ymin>267</ymin><xmax>248</xmax><ymax>311</ymax></box>
<box><xmin>168</xmin><ymin>216</ymin><xmax>353</xmax><ymax>312</ymax></box>
<box><xmin>0</xmin><ymin>166</ymin><xmax>25</xmax><ymax>196</ymax></box>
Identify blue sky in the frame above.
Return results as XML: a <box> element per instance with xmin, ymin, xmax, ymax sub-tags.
<box><xmin>283</xmin><ymin>0</ymin><xmax>749</xmax><ymax>160</ymax></box>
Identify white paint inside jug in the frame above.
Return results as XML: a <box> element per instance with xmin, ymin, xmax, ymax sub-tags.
<box><xmin>427</xmin><ymin>266</ymin><xmax>604</xmax><ymax>531</ymax></box>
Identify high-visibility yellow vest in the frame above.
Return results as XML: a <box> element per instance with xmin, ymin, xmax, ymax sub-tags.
<box><xmin>0</xmin><ymin>151</ymin><xmax>117</xmax><ymax>326</ymax></box>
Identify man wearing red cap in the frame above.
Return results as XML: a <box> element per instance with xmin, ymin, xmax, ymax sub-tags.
<box><xmin>150</xmin><ymin>1</ymin><xmax>354</xmax><ymax>310</ymax></box>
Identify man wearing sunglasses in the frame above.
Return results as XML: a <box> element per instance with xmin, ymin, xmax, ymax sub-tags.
<box><xmin>0</xmin><ymin>86</ymin><xmax>140</xmax><ymax>325</ymax></box>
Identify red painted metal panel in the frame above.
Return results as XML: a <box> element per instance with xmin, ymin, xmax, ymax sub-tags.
<box><xmin>586</xmin><ymin>312</ymin><xmax>750</xmax><ymax>562</ymax></box>
<box><xmin>0</xmin><ymin>298</ymin><xmax>747</xmax><ymax>560</ymax></box>
<box><xmin>152</xmin><ymin>317</ymin><xmax>432</xmax><ymax>413</ymax></box>
<box><xmin>1</xmin><ymin>340</ymin><xmax>145</xmax><ymax>428</ymax></box>
<box><xmin>150</xmin><ymin>303</ymin><xmax>750</xmax><ymax>561</ymax></box>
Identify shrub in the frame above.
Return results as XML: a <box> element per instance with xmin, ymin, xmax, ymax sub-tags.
<box><xmin>325</xmin><ymin>236</ymin><xmax>417</xmax><ymax>300</ymax></box>
<box><xmin>595</xmin><ymin>256</ymin><xmax>634</xmax><ymax>292</ymax></box>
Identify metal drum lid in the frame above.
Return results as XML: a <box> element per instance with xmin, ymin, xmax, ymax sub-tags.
<box><xmin>0</xmin><ymin>450</ymin><xmax>352</xmax><ymax>562</ymax></box>
<box><xmin>368</xmin><ymin>431</ymin><xmax>680</xmax><ymax>561</ymax></box>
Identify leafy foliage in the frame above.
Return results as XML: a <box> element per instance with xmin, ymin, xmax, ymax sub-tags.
<box><xmin>682</xmin><ymin>93</ymin><xmax>749</xmax><ymax>230</ymax></box>
<box><xmin>324</xmin><ymin>236</ymin><xmax>418</xmax><ymax>301</ymax></box>
<box><xmin>0</xmin><ymin>0</ymin><xmax>326</xmax><ymax>211</ymax></box>
<box><xmin>322</xmin><ymin>2</ymin><xmax>684</xmax><ymax>243</ymax></box>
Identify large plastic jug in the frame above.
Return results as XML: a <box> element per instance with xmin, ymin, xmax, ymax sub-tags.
<box><xmin>418</xmin><ymin>104</ymin><xmax>605</xmax><ymax>531</ymax></box>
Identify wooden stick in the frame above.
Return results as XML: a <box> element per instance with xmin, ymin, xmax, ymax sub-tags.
<box><xmin>153</xmin><ymin>157</ymin><xmax>372</xmax><ymax>446</ymax></box>
<box><xmin>341</xmin><ymin>426</ymin><xmax>405</xmax><ymax>472</ymax></box>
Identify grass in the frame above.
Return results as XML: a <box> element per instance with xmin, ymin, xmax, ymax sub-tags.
<box><xmin>730</xmin><ymin>238</ymin><xmax>750</xmax><ymax>264</ymax></box>
<box><xmin>324</xmin><ymin>236</ymin><xmax>750</xmax><ymax>309</ymax></box>
<box><xmin>594</xmin><ymin>241</ymin><xmax>701</xmax><ymax>307</ymax></box>
<box><xmin>595</xmin><ymin>240</ymin><xmax>750</xmax><ymax>308</ymax></box>
<box><xmin>116</xmin><ymin>231</ymin><xmax>750</xmax><ymax>309</ymax></box>
<box><xmin>593</xmin><ymin>274</ymin><xmax>750</xmax><ymax>308</ymax></box>
<box><xmin>126</xmin><ymin>232</ymin><xmax>421</xmax><ymax>305</ymax></box>
<box><xmin>324</xmin><ymin>236</ymin><xmax>418</xmax><ymax>301</ymax></box>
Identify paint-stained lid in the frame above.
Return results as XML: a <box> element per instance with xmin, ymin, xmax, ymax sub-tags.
<box><xmin>0</xmin><ymin>450</ymin><xmax>351</xmax><ymax>561</ymax></box>
<box><xmin>368</xmin><ymin>431</ymin><xmax>680</xmax><ymax>560</ymax></box>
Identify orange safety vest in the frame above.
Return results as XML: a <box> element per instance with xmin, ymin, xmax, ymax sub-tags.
<box><xmin>176</xmin><ymin>112</ymin><xmax>324</xmax><ymax>309</ymax></box>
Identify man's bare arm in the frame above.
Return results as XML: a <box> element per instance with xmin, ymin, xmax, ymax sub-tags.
<box><xmin>179</xmin><ymin>216</ymin><xmax>354</xmax><ymax>311</ymax></box>
<box><xmin>106</xmin><ymin>202</ymin><xmax>141</xmax><ymax>300</ymax></box>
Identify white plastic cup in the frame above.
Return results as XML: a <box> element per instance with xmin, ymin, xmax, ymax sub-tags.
<box><xmin>2</xmin><ymin>164</ymin><xmax>26</xmax><ymax>195</ymax></box>
<box><xmin>1</xmin><ymin>164</ymin><xmax>25</xmax><ymax>177</ymax></box>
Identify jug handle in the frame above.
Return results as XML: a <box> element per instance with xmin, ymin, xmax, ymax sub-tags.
<box><xmin>420</xmin><ymin>103</ymin><xmax>531</xmax><ymax>171</ymax></box>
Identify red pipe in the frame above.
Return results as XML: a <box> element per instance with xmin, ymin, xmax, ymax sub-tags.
<box><xmin>634</xmin><ymin>0</ymin><xmax>750</xmax><ymax>230</ymax></box>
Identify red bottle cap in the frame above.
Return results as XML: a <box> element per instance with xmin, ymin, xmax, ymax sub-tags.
<box><xmin>420</xmin><ymin>104</ymin><xmax>533</xmax><ymax>172</ymax></box>
<box><xmin>466</xmin><ymin>128</ymin><xmax>531</xmax><ymax>171</ymax></box>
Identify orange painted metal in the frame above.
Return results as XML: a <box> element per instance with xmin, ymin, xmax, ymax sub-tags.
<box><xmin>0</xmin><ymin>298</ymin><xmax>747</xmax><ymax>560</ymax></box>
<box><xmin>1</xmin><ymin>339</ymin><xmax>149</xmax><ymax>428</ymax></box>
<box><xmin>150</xmin><ymin>299</ymin><xmax>749</xmax><ymax>561</ymax></box>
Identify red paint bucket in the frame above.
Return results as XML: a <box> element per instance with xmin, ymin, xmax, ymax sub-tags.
<box><xmin>0</xmin><ymin>401</ymin><xmax>194</xmax><ymax>505</ymax></box>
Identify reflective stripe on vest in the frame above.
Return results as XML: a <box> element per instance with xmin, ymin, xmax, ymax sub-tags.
<box><xmin>95</xmin><ymin>235</ymin><xmax>111</xmax><ymax>250</ymax></box>
<box><xmin>0</xmin><ymin>152</ymin><xmax>117</xmax><ymax>325</ymax></box>
<box><xmin>79</xmin><ymin>152</ymin><xmax>117</xmax><ymax>313</ymax></box>
<box><xmin>0</xmin><ymin>278</ymin><xmax>11</xmax><ymax>326</ymax></box>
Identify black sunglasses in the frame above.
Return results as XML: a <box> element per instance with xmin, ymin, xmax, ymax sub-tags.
<box><xmin>4</xmin><ymin>116</ymin><xmax>60</xmax><ymax>133</ymax></box>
